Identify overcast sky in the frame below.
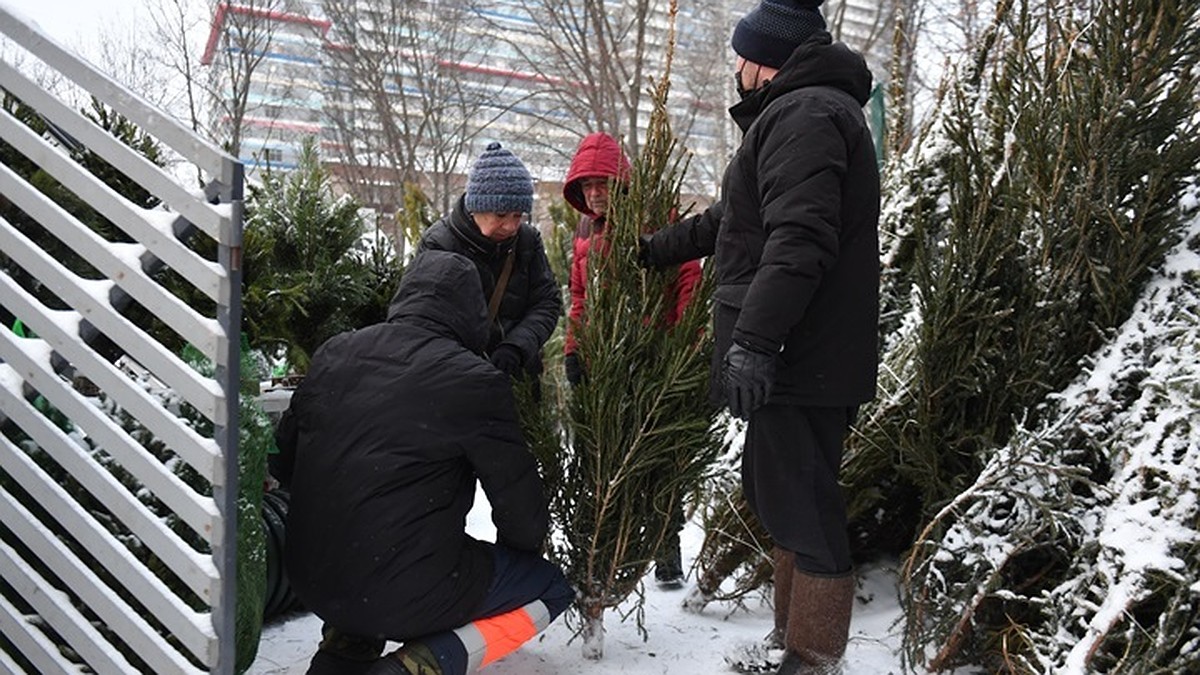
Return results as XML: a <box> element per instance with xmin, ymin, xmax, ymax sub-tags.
<box><xmin>2</xmin><ymin>0</ymin><xmax>144</xmax><ymax>49</ymax></box>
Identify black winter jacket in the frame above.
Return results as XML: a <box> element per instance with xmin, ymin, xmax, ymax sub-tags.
<box><xmin>416</xmin><ymin>196</ymin><xmax>562</xmax><ymax>376</ymax></box>
<box><xmin>275</xmin><ymin>250</ymin><xmax>549</xmax><ymax>639</ymax></box>
<box><xmin>648</xmin><ymin>32</ymin><xmax>881</xmax><ymax>407</ymax></box>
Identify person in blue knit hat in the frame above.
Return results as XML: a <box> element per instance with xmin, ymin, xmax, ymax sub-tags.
<box><xmin>639</xmin><ymin>1</ymin><xmax>880</xmax><ymax>672</ymax></box>
<box><xmin>415</xmin><ymin>141</ymin><xmax>561</xmax><ymax>395</ymax></box>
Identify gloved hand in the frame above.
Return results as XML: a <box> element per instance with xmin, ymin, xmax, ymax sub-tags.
<box><xmin>490</xmin><ymin>344</ymin><xmax>524</xmax><ymax>377</ymax></box>
<box><xmin>723</xmin><ymin>341</ymin><xmax>777</xmax><ymax>420</ymax></box>
<box><xmin>637</xmin><ymin>233</ymin><xmax>661</xmax><ymax>269</ymax></box>
<box><xmin>564</xmin><ymin>352</ymin><xmax>584</xmax><ymax>387</ymax></box>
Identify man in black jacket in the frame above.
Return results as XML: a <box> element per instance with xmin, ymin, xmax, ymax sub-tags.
<box><xmin>416</xmin><ymin>142</ymin><xmax>561</xmax><ymax>392</ymax></box>
<box><xmin>639</xmin><ymin>1</ymin><xmax>880</xmax><ymax>672</ymax></box>
<box><xmin>275</xmin><ymin>250</ymin><xmax>572</xmax><ymax>675</ymax></box>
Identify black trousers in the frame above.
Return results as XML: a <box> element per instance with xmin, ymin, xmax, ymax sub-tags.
<box><xmin>742</xmin><ymin>404</ymin><xmax>854</xmax><ymax>575</ymax></box>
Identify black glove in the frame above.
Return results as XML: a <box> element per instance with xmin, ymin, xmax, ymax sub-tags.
<box><xmin>637</xmin><ymin>233</ymin><xmax>661</xmax><ymax>269</ymax></box>
<box><xmin>490</xmin><ymin>344</ymin><xmax>524</xmax><ymax>377</ymax></box>
<box><xmin>564</xmin><ymin>352</ymin><xmax>584</xmax><ymax>387</ymax></box>
<box><xmin>723</xmin><ymin>342</ymin><xmax>777</xmax><ymax>421</ymax></box>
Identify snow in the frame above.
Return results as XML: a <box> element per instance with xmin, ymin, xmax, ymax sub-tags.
<box><xmin>247</xmin><ymin>490</ymin><xmax>911</xmax><ymax>675</ymax></box>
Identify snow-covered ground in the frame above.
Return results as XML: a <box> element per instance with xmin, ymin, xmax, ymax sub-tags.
<box><xmin>247</xmin><ymin>491</ymin><xmax>908</xmax><ymax>675</ymax></box>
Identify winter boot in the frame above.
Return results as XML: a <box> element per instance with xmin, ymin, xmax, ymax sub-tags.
<box><xmin>777</xmin><ymin>570</ymin><xmax>855</xmax><ymax>675</ymax></box>
<box><xmin>305</xmin><ymin>625</ymin><xmax>385</xmax><ymax>675</ymax></box>
<box><xmin>654</xmin><ymin>533</ymin><xmax>686</xmax><ymax>590</ymax></box>
<box><xmin>768</xmin><ymin>546</ymin><xmax>795</xmax><ymax>649</ymax></box>
<box><xmin>365</xmin><ymin>642</ymin><xmax>442</xmax><ymax>675</ymax></box>
<box><xmin>723</xmin><ymin>548</ymin><xmax>796</xmax><ymax>674</ymax></box>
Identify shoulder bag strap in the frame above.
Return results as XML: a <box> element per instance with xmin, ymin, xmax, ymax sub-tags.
<box><xmin>488</xmin><ymin>247</ymin><xmax>516</xmax><ymax>325</ymax></box>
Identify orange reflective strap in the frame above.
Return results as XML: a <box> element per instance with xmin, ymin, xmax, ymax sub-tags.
<box><xmin>476</xmin><ymin>606</ymin><xmax>537</xmax><ymax>666</ymax></box>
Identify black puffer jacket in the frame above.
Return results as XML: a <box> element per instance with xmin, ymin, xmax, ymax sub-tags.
<box><xmin>416</xmin><ymin>196</ymin><xmax>562</xmax><ymax>376</ymax></box>
<box><xmin>276</xmin><ymin>250</ymin><xmax>549</xmax><ymax>639</ymax></box>
<box><xmin>648</xmin><ymin>32</ymin><xmax>880</xmax><ymax>407</ymax></box>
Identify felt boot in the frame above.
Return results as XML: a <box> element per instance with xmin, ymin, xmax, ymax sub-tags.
<box><xmin>776</xmin><ymin>571</ymin><xmax>855</xmax><ymax>675</ymax></box>
<box><xmin>768</xmin><ymin>546</ymin><xmax>795</xmax><ymax>649</ymax></box>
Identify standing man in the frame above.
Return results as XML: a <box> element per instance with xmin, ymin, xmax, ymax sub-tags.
<box><xmin>639</xmin><ymin>1</ymin><xmax>880</xmax><ymax>672</ymax></box>
<box><xmin>417</xmin><ymin>142</ymin><xmax>562</xmax><ymax>391</ymax></box>
<box><xmin>276</xmin><ymin>250</ymin><xmax>572</xmax><ymax>675</ymax></box>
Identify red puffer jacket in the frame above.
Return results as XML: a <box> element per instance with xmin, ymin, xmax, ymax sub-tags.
<box><xmin>563</xmin><ymin>132</ymin><xmax>701</xmax><ymax>355</ymax></box>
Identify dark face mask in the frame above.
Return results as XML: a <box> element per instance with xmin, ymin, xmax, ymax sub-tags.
<box><xmin>735</xmin><ymin>68</ymin><xmax>752</xmax><ymax>101</ymax></box>
<box><xmin>735</xmin><ymin>66</ymin><xmax>771</xmax><ymax>101</ymax></box>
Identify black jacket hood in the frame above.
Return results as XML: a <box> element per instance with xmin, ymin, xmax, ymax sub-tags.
<box><xmin>731</xmin><ymin>31</ymin><xmax>874</xmax><ymax>132</ymax></box>
<box><xmin>386</xmin><ymin>249</ymin><xmax>489</xmax><ymax>354</ymax></box>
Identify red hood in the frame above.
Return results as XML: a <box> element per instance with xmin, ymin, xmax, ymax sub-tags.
<box><xmin>563</xmin><ymin>132</ymin><xmax>630</xmax><ymax>217</ymax></box>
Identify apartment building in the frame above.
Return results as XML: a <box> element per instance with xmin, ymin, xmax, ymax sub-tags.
<box><xmin>204</xmin><ymin>0</ymin><xmax>891</xmax><ymax>225</ymax></box>
<box><xmin>201</xmin><ymin>1</ymin><xmax>330</xmax><ymax>172</ymax></box>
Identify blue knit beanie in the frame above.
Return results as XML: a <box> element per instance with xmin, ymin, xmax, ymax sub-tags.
<box><xmin>464</xmin><ymin>142</ymin><xmax>534</xmax><ymax>214</ymax></box>
<box><xmin>731</xmin><ymin>0</ymin><xmax>826</xmax><ymax>69</ymax></box>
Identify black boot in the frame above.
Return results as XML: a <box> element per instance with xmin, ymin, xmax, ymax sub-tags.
<box><xmin>305</xmin><ymin>624</ymin><xmax>385</xmax><ymax>675</ymax></box>
<box><xmin>654</xmin><ymin>533</ymin><xmax>685</xmax><ymax>589</ymax></box>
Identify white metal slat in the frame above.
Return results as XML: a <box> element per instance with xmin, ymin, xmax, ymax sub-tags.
<box><xmin>0</xmin><ymin>215</ymin><xmax>225</xmax><ymax>424</ymax></box>
<box><xmin>0</xmin><ymin>334</ymin><xmax>222</xmax><ymax>545</ymax></box>
<box><xmin>0</xmin><ymin>530</ymin><xmax>136</xmax><ymax>675</ymax></box>
<box><xmin>0</xmin><ymin>373</ymin><xmax>222</xmax><ymax>615</ymax></box>
<box><xmin>0</xmin><ymin>637</ymin><xmax>29</xmax><ymax>674</ymax></box>
<box><xmin>0</xmin><ymin>5</ymin><xmax>236</xmax><ymax>190</ymax></box>
<box><xmin>0</xmin><ymin>59</ymin><xmax>231</xmax><ymax>244</ymax></box>
<box><xmin>0</xmin><ymin>590</ymin><xmax>78</xmax><ymax>675</ymax></box>
<box><xmin>0</xmin><ymin>161</ymin><xmax>224</xmax><ymax>367</ymax></box>
<box><xmin>0</xmin><ymin>487</ymin><xmax>210</xmax><ymax>673</ymax></box>
<box><xmin>0</xmin><ymin>108</ymin><xmax>227</xmax><ymax>305</ymax></box>
<box><xmin>0</xmin><ymin>275</ymin><xmax>225</xmax><ymax>482</ymax></box>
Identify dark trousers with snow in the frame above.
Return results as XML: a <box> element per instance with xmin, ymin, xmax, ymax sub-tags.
<box><xmin>742</xmin><ymin>404</ymin><xmax>854</xmax><ymax>575</ymax></box>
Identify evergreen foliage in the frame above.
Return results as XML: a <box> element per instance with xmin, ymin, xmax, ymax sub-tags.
<box><xmin>544</xmin><ymin>195</ymin><xmax>578</xmax><ymax>288</ymax></box>
<box><xmin>827</xmin><ymin>0</ymin><xmax>1200</xmax><ymax>669</ymax></box>
<box><xmin>902</xmin><ymin>206</ymin><xmax>1200</xmax><ymax>672</ymax></box>
<box><xmin>176</xmin><ymin>340</ymin><xmax>272</xmax><ymax>674</ymax></box>
<box><xmin>683</xmin><ymin>440</ymin><xmax>773</xmax><ymax>611</ymax></box>
<box><xmin>518</xmin><ymin>6</ymin><xmax>726</xmax><ymax>656</ymax></box>
<box><xmin>241</xmin><ymin>136</ymin><xmax>402</xmax><ymax>372</ymax></box>
<box><xmin>842</xmin><ymin>0</ymin><xmax>1200</xmax><ymax>557</ymax></box>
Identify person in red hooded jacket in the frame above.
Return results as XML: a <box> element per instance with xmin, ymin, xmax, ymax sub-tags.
<box><xmin>561</xmin><ymin>131</ymin><xmax>702</xmax><ymax>387</ymax></box>
<box><xmin>561</xmin><ymin>131</ymin><xmax>702</xmax><ymax>589</ymax></box>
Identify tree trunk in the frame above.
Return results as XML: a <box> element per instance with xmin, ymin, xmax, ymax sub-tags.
<box><xmin>581</xmin><ymin>600</ymin><xmax>605</xmax><ymax>660</ymax></box>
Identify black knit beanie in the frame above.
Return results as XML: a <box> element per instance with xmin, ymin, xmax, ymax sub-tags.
<box><xmin>731</xmin><ymin>0</ymin><xmax>826</xmax><ymax>69</ymax></box>
<box><xmin>464</xmin><ymin>142</ymin><xmax>534</xmax><ymax>214</ymax></box>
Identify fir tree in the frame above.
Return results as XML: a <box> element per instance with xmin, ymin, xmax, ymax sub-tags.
<box><xmin>519</xmin><ymin>0</ymin><xmax>726</xmax><ymax>658</ymax></box>
<box><xmin>822</xmin><ymin>0</ymin><xmax>1200</xmax><ymax>669</ymax></box>
<box><xmin>241</xmin><ymin>136</ymin><xmax>402</xmax><ymax>372</ymax></box>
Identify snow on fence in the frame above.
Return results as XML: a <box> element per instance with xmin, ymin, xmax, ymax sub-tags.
<box><xmin>0</xmin><ymin>6</ymin><xmax>242</xmax><ymax>674</ymax></box>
